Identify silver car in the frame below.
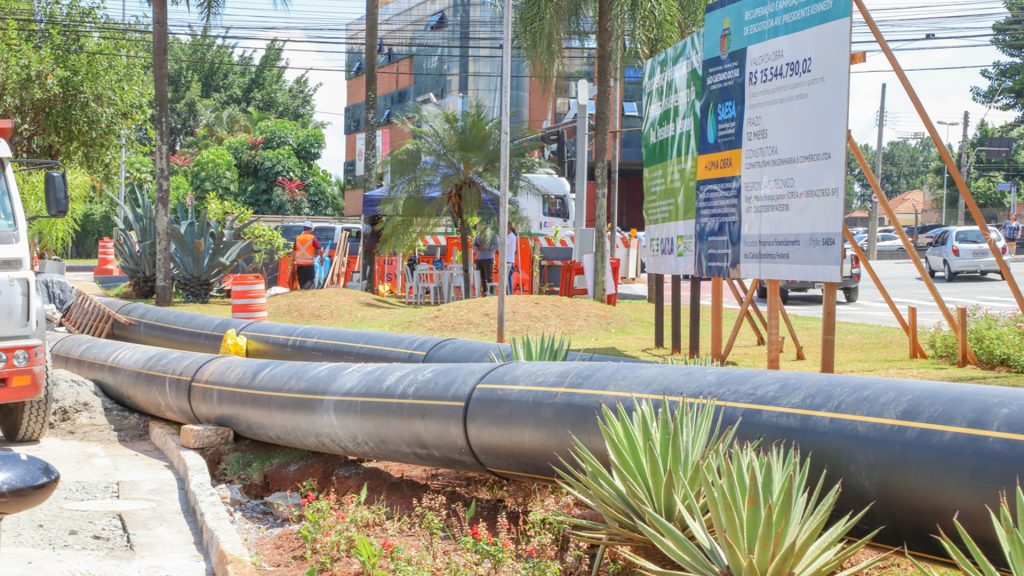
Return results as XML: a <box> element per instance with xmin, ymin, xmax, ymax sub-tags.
<box><xmin>925</xmin><ymin>226</ymin><xmax>1008</xmax><ymax>282</ymax></box>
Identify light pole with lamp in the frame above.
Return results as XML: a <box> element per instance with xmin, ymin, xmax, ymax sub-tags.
<box><xmin>938</xmin><ymin>120</ymin><xmax>959</xmax><ymax>225</ymax></box>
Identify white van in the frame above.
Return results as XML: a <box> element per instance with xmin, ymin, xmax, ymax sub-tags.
<box><xmin>517</xmin><ymin>172</ymin><xmax>574</xmax><ymax>236</ymax></box>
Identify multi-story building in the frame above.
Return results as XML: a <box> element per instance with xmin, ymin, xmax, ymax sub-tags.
<box><xmin>342</xmin><ymin>0</ymin><xmax>646</xmax><ymax>231</ymax></box>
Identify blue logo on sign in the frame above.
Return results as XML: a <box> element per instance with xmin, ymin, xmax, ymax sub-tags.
<box><xmin>717</xmin><ymin>100</ymin><xmax>736</xmax><ymax>122</ymax></box>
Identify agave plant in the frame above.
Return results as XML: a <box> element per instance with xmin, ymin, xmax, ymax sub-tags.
<box><xmin>911</xmin><ymin>484</ymin><xmax>1024</xmax><ymax>576</ymax></box>
<box><xmin>111</xmin><ymin>185</ymin><xmax>157</xmax><ymax>298</ymax></box>
<box><xmin>170</xmin><ymin>203</ymin><xmax>254</xmax><ymax>303</ymax></box>
<box><xmin>490</xmin><ymin>333</ymin><xmax>572</xmax><ymax>362</ymax></box>
<box><xmin>556</xmin><ymin>400</ymin><xmax>735</xmax><ymax>548</ymax></box>
<box><xmin>627</xmin><ymin>443</ymin><xmax>884</xmax><ymax>576</ymax></box>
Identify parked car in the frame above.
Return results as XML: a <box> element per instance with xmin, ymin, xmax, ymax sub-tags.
<box><xmin>910</xmin><ymin>223</ymin><xmax>945</xmax><ymax>246</ymax></box>
<box><xmin>856</xmin><ymin>232</ymin><xmax>903</xmax><ymax>252</ymax></box>
<box><xmin>919</xmin><ymin>226</ymin><xmax>949</xmax><ymax>248</ymax></box>
<box><xmin>878</xmin><ymin>226</ymin><xmax>896</xmax><ymax>234</ymax></box>
<box><xmin>848</xmin><ymin>227</ymin><xmax>867</xmax><ymax>236</ymax></box>
<box><xmin>924</xmin><ymin>226</ymin><xmax>1007</xmax><ymax>282</ymax></box>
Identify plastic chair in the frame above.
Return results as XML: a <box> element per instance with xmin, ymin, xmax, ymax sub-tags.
<box><xmin>414</xmin><ymin>265</ymin><xmax>440</xmax><ymax>305</ymax></box>
<box><xmin>402</xmin><ymin>267</ymin><xmax>417</xmax><ymax>304</ymax></box>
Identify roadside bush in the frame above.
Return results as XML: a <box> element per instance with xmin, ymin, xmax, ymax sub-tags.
<box><xmin>926</xmin><ymin>307</ymin><xmax>1024</xmax><ymax>372</ymax></box>
<box><xmin>189</xmin><ymin>146</ymin><xmax>238</xmax><ymax>205</ymax></box>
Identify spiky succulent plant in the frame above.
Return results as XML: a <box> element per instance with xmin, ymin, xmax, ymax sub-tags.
<box><xmin>111</xmin><ymin>185</ymin><xmax>157</xmax><ymax>298</ymax></box>
<box><xmin>170</xmin><ymin>203</ymin><xmax>253</xmax><ymax>303</ymax></box>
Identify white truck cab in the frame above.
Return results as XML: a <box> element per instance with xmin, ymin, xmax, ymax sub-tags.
<box><xmin>0</xmin><ymin>124</ymin><xmax>69</xmax><ymax>441</ymax></box>
<box><xmin>518</xmin><ymin>172</ymin><xmax>574</xmax><ymax>236</ymax></box>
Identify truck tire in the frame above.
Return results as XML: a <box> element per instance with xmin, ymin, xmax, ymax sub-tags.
<box><xmin>0</xmin><ymin>366</ymin><xmax>51</xmax><ymax>442</ymax></box>
<box><xmin>843</xmin><ymin>286</ymin><xmax>859</xmax><ymax>303</ymax></box>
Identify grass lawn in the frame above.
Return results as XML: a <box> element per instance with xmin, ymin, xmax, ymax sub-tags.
<box><xmin>167</xmin><ymin>287</ymin><xmax>1024</xmax><ymax>387</ymax></box>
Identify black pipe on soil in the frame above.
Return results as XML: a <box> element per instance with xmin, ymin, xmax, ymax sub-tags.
<box><xmin>96</xmin><ymin>299</ymin><xmax>640</xmax><ymax>364</ymax></box>
<box><xmin>51</xmin><ymin>333</ymin><xmax>1024</xmax><ymax>559</ymax></box>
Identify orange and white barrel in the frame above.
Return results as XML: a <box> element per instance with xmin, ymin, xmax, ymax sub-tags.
<box><xmin>93</xmin><ymin>236</ymin><xmax>122</xmax><ymax>276</ymax></box>
<box><xmin>231</xmin><ymin>274</ymin><xmax>268</xmax><ymax>322</ymax></box>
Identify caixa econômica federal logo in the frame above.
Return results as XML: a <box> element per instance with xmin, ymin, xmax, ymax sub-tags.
<box><xmin>649</xmin><ymin>235</ymin><xmax>693</xmax><ymax>258</ymax></box>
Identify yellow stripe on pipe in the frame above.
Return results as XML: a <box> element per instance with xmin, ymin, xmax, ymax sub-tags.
<box><xmin>475</xmin><ymin>384</ymin><xmax>1024</xmax><ymax>442</ymax></box>
<box><xmin>245</xmin><ymin>332</ymin><xmax>427</xmax><ymax>355</ymax></box>
<box><xmin>53</xmin><ymin>352</ymin><xmax>192</xmax><ymax>381</ymax></box>
<box><xmin>192</xmin><ymin>382</ymin><xmax>463</xmax><ymax>406</ymax></box>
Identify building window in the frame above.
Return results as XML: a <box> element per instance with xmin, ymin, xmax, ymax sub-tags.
<box><xmin>425</xmin><ymin>11</ymin><xmax>446</xmax><ymax>30</ymax></box>
<box><xmin>352</xmin><ymin>60</ymin><xmax>364</xmax><ymax>75</ymax></box>
<box><xmin>379</xmin><ymin>109</ymin><xmax>393</xmax><ymax>125</ymax></box>
<box><xmin>623</xmin><ymin>102</ymin><xmax>639</xmax><ymax>117</ymax></box>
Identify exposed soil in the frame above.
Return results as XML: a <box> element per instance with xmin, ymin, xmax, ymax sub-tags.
<box><xmin>48</xmin><ymin>368</ymin><xmax>149</xmax><ymax>442</ymax></box>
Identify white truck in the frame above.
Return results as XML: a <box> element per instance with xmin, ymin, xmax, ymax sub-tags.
<box><xmin>0</xmin><ymin>122</ymin><xmax>69</xmax><ymax>441</ymax></box>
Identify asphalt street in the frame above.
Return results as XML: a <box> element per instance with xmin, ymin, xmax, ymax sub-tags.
<box><xmin>619</xmin><ymin>259</ymin><xmax>1024</xmax><ymax>328</ymax></box>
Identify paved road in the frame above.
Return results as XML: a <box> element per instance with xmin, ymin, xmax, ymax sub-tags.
<box><xmin>620</xmin><ymin>259</ymin><xmax>1024</xmax><ymax>328</ymax></box>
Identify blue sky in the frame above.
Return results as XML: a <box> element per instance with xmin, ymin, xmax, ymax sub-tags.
<box><xmin>116</xmin><ymin>0</ymin><xmax>1016</xmax><ymax>178</ymax></box>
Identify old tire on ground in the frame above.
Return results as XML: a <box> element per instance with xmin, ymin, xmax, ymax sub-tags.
<box><xmin>843</xmin><ymin>286</ymin><xmax>859</xmax><ymax>303</ymax></box>
<box><xmin>0</xmin><ymin>366</ymin><xmax>51</xmax><ymax>442</ymax></box>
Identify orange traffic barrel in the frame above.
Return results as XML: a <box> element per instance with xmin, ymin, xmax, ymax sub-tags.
<box><xmin>93</xmin><ymin>237</ymin><xmax>121</xmax><ymax>276</ymax></box>
<box><xmin>231</xmin><ymin>274</ymin><xmax>268</xmax><ymax>322</ymax></box>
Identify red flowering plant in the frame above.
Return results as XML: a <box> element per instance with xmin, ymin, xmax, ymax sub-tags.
<box><xmin>169</xmin><ymin>153</ymin><xmax>195</xmax><ymax>168</ymax></box>
<box><xmin>276</xmin><ymin>177</ymin><xmax>307</xmax><ymax>201</ymax></box>
<box><xmin>247</xmin><ymin>135</ymin><xmax>266</xmax><ymax>148</ymax></box>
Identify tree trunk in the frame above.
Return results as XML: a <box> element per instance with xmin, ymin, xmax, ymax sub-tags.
<box><xmin>153</xmin><ymin>0</ymin><xmax>173</xmax><ymax>307</ymax></box>
<box><xmin>362</xmin><ymin>0</ymin><xmax>379</xmax><ymax>293</ymax></box>
<box><xmin>459</xmin><ymin>217</ymin><xmax>472</xmax><ymax>302</ymax></box>
<box><xmin>592</xmin><ymin>0</ymin><xmax>614</xmax><ymax>302</ymax></box>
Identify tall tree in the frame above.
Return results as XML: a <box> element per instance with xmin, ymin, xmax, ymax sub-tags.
<box><xmin>514</xmin><ymin>0</ymin><xmax>702</xmax><ymax>301</ymax></box>
<box><xmin>0</xmin><ymin>0</ymin><xmax>151</xmax><ymax>182</ymax></box>
<box><xmin>152</xmin><ymin>0</ymin><xmax>287</xmax><ymax>307</ymax></box>
<box><xmin>971</xmin><ymin>0</ymin><xmax>1024</xmax><ymax>123</ymax></box>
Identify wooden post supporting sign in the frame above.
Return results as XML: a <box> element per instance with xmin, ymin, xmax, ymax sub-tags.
<box><xmin>671</xmin><ymin>275</ymin><xmax>682</xmax><ymax>354</ymax></box>
<box><xmin>711</xmin><ymin>278</ymin><xmax>723</xmax><ymax>362</ymax></box>
<box><xmin>726</xmin><ymin>278</ymin><xmax>765</xmax><ymax>345</ymax></box>
<box><xmin>957</xmin><ymin>306</ymin><xmax>969</xmax><ymax>368</ymax></box>
<box><xmin>689</xmin><ymin>276</ymin><xmax>701</xmax><ymax>358</ymax></box>
<box><xmin>908</xmin><ymin>306</ymin><xmax>920</xmax><ymax>359</ymax></box>
<box><xmin>821</xmin><ymin>282</ymin><xmax>837</xmax><ymax>373</ymax></box>
<box><xmin>767</xmin><ymin>280</ymin><xmax>781</xmax><ymax>370</ymax></box>
<box><xmin>654</xmin><ymin>274</ymin><xmax>664</xmax><ymax>349</ymax></box>
<box><xmin>723</xmin><ymin>280</ymin><xmax>759</xmax><ymax>362</ymax></box>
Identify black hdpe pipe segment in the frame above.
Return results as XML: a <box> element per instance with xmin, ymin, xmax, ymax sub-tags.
<box><xmin>96</xmin><ymin>298</ymin><xmax>637</xmax><ymax>364</ymax></box>
<box><xmin>50</xmin><ymin>333</ymin><xmax>1024</xmax><ymax>559</ymax></box>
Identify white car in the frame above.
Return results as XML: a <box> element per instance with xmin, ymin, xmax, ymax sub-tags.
<box><xmin>925</xmin><ymin>226</ymin><xmax>1007</xmax><ymax>281</ymax></box>
<box><xmin>857</xmin><ymin>233</ymin><xmax>903</xmax><ymax>252</ymax></box>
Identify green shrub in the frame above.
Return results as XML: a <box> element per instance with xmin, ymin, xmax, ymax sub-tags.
<box><xmin>189</xmin><ymin>146</ymin><xmax>238</xmax><ymax>205</ymax></box>
<box><xmin>926</xmin><ymin>307</ymin><xmax>1024</xmax><ymax>372</ymax></box>
<box><xmin>490</xmin><ymin>334</ymin><xmax>573</xmax><ymax>362</ymax></box>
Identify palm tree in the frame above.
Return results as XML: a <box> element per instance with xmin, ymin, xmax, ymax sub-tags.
<box><xmin>377</xmin><ymin>103</ymin><xmax>544</xmax><ymax>296</ymax></box>
<box><xmin>152</xmin><ymin>0</ymin><xmax>286</xmax><ymax>306</ymax></box>
<box><xmin>514</xmin><ymin>0</ymin><xmax>705</xmax><ymax>302</ymax></box>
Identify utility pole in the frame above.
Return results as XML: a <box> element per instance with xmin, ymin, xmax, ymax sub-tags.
<box><xmin>362</xmin><ymin>0</ymin><xmax>379</xmax><ymax>292</ymax></box>
<box><xmin>938</xmin><ymin>119</ymin><xmax>959</xmax><ymax>225</ymax></box>
<box><xmin>957</xmin><ymin>111</ymin><xmax>970</xmax><ymax>226</ymax></box>
<box><xmin>610</xmin><ymin>51</ymin><xmax>622</xmax><ymax>235</ymax></box>
<box><xmin>573</xmin><ymin>79</ymin><xmax>589</xmax><ymax>260</ymax></box>
<box><xmin>867</xmin><ymin>83</ymin><xmax>885</xmax><ymax>259</ymax></box>
<box><xmin>496</xmin><ymin>0</ymin><xmax>512</xmax><ymax>343</ymax></box>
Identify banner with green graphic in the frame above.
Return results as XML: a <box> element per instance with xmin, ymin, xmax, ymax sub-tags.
<box><xmin>642</xmin><ymin>31</ymin><xmax>702</xmax><ymax>276</ymax></box>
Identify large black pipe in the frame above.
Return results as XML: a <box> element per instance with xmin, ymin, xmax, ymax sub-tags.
<box><xmin>97</xmin><ymin>299</ymin><xmax>640</xmax><ymax>364</ymax></box>
<box><xmin>50</xmin><ymin>333</ymin><xmax>1024</xmax><ymax>558</ymax></box>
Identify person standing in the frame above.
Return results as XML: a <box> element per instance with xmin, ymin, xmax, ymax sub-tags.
<box><xmin>505</xmin><ymin>223</ymin><xmax>518</xmax><ymax>295</ymax></box>
<box><xmin>473</xmin><ymin>224</ymin><xmax>497</xmax><ymax>297</ymax></box>
<box><xmin>1005</xmin><ymin>213</ymin><xmax>1021</xmax><ymax>256</ymax></box>
<box><xmin>293</xmin><ymin>222</ymin><xmax>323</xmax><ymax>290</ymax></box>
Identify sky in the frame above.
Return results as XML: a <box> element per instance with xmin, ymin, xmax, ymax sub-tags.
<box><xmin>116</xmin><ymin>0</ymin><xmax>1017</xmax><ymax>178</ymax></box>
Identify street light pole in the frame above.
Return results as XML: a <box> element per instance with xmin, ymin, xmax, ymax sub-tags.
<box><xmin>496</xmin><ymin>0</ymin><xmax>512</xmax><ymax>343</ymax></box>
<box><xmin>938</xmin><ymin>120</ymin><xmax>959</xmax><ymax>225</ymax></box>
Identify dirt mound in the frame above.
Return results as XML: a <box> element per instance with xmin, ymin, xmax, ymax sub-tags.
<box><xmin>48</xmin><ymin>369</ymin><xmax>149</xmax><ymax>441</ymax></box>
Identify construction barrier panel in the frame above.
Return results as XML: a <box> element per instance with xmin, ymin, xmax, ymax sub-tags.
<box><xmin>231</xmin><ymin>274</ymin><xmax>268</xmax><ymax>322</ymax></box>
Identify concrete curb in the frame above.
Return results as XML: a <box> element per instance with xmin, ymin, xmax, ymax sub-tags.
<box><xmin>149</xmin><ymin>420</ymin><xmax>257</xmax><ymax>576</ymax></box>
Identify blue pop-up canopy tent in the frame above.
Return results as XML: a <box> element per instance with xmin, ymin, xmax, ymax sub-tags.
<box><xmin>361</xmin><ymin>176</ymin><xmax>503</xmax><ymax>217</ymax></box>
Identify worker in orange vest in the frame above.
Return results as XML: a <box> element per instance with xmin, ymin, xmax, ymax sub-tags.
<box><xmin>293</xmin><ymin>222</ymin><xmax>324</xmax><ymax>290</ymax></box>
